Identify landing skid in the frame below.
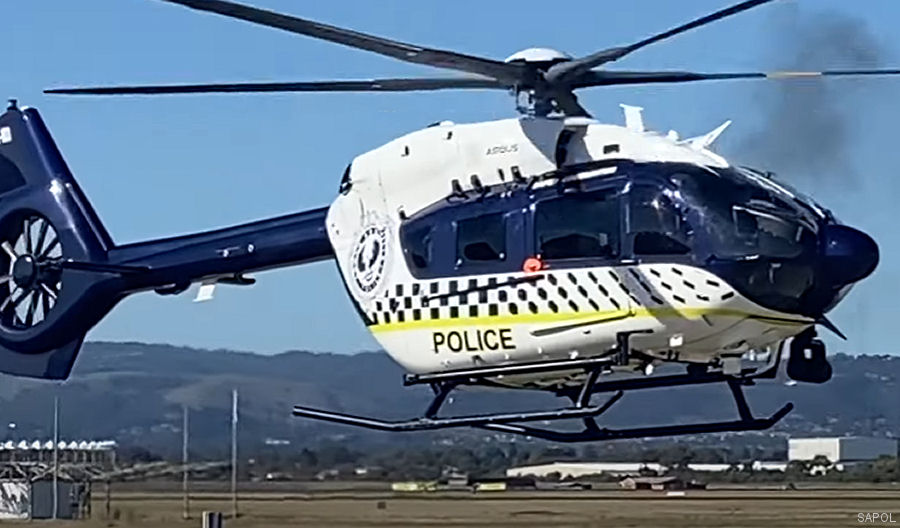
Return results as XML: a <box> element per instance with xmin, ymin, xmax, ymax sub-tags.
<box><xmin>481</xmin><ymin>379</ymin><xmax>793</xmax><ymax>443</ymax></box>
<box><xmin>292</xmin><ymin>342</ymin><xmax>792</xmax><ymax>442</ymax></box>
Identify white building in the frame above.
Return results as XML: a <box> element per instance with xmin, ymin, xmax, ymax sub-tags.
<box><xmin>788</xmin><ymin>437</ymin><xmax>898</xmax><ymax>463</ymax></box>
<box><xmin>506</xmin><ymin>462</ymin><xmax>664</xmax><ymax>479</ymax></box>
<box><xmin>752</xmin><ymin>461</ymin><xmax>788</xmax><ymax>472</ymax></box>
<box><xmin>506</xmin><ymin>461</ymin><xmax>788</xmax><ymax>478</ymax></box>
<box><xmin>505</xmin><ymin>437</ymin><xmax>899</xmax><ymax>479</ymax></box>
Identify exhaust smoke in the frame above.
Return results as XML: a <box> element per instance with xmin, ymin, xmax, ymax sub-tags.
<box><xmin>736</xmin><ymin>9</ymin><xmax>886</xmax><ymax>187</ymax></box>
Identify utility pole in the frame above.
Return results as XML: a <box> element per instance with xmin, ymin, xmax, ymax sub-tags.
<box><xmin>230</xmin><ymin>389</ymin><xmax>238</xmax><ymax>519</ymax></box>
<box><xmin>52</xmin><ymin>395</ymin><xmax>59</xmax><ymax>520</ymax></box>
<box><xmin>182</xmin><ymin>405</ymin><xmax>190</xmax><ymax>520</ymax></box>
<box><xmin>104</xmin><ymin>480</ymin><xmax>110</xmax><ymax>520</ymax></box>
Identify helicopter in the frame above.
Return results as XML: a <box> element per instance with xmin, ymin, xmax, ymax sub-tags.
<box><xmin>0</xmin><ymin>0</ymin><xmax>892</xmax><ymax>442</ymax></box>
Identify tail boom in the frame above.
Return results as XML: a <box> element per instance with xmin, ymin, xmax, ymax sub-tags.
<box><xmin>108</xmin><ymin>207</ymin><xmax>332</xmax><ymax>294</ymax></box>
<box><xmin>0</xmin><ymin>103</ymin><xmax>333</xmax><ymax>379</ymax></box>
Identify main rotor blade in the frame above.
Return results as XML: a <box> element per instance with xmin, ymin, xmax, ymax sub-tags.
<box><xmin>157</xmin><ymin>0</ymin><xmax>525</xmax><ymax>83</ymax></box>
<box><xmin>548</xmin><ymin>0</ymin><xmax>778</xmax><ymax>84</ymax></box>
<box><xmin>45</xmin><ymin>77</ymin><xmax>508</xmax><ymax>95</ymax></box>
<box><xmin>571</xmin><ymin>68</ymin><xmax>900</xmax><ymax>88</ymax></box>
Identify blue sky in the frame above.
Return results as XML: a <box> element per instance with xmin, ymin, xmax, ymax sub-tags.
<box><xmin>4</xmin><ymin>0</ymin><xmax>900</xmax><ymax>355</ymax></box>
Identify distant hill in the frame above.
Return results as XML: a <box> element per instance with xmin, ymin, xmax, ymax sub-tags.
<box><xmin>0</xmin><ymin>343</ymin><xmax>896</xmax><ymax>453</ymax></box>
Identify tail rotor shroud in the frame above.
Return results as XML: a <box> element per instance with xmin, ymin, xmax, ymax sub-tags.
<box><xmin>1</xmin><ymin>214</ymin><xmax>63</xmax><ymax>330</ymax></box>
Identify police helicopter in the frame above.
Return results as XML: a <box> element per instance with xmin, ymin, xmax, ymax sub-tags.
<box><xmin>0</xmin><ymin>0</ymin><xmax>892</xmax><ymax>442</ymax></box>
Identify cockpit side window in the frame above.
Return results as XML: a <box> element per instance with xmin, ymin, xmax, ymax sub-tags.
<box><xmin>628</xmin><ymin>186</ymin><xmax>690</xmax><ymax>256</ymax></box>
<box><xmin>401</xmin><ymin>193</ymin><xmax>526</xmax><ymax>279</ymax></box>
<box><xmin>456</xmin><ymin>212</ymin><xmax>507</xmax><ymax>265</ymax></box>
<box><xmin>535</xmin><ymin>189</ymin><xmax>620</xmax><ymax>260</ymax></box>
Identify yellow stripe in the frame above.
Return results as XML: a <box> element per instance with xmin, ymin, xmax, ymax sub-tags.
<box><xmin>370</xmin><ymin>306</ymin><xmax>813</xmax><ymax>334</ymax></box>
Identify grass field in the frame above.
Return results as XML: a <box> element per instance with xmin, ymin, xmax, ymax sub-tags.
<box><xmin>45</xmin><ymin>485</ymin><xmax>899</xmax><ymax>527</ymax></box>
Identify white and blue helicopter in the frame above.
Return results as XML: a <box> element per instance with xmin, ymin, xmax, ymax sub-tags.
<box><xmin>0</xmin><ymin>0</ymin><xmax>891</xmax><ymax>441</ymax></box>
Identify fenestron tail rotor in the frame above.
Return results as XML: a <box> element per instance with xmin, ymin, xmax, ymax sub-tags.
<box><xmin>1</xmin><ymin>215</ymin><xmax>62</xmax><ymax>330</ymax></box>
<box><xmin>44</xmin><ymin>0</ymin><xmax>900</xmax><ymax>116</ymax></box>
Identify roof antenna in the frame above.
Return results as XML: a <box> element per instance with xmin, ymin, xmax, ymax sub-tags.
<box><xmin>6</xmin><ymin>99</ymin><xmax>18</xmax><ymax>111</ymax></box>
<box><xmin>470</xmin><ymin>175</ymin><xmax>487</xmax><ymax>198</ymax></box>
<box><xmin>450</xmin><ymin>179</ymin><xmax>468</xmax><ymax>200</ymax></box>
<box><xmin>620</xmin><ymin>104</ymin><xmax>645</xmax><ymax>133</ymax></box>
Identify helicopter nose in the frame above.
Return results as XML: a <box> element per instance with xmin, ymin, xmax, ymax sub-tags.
<box><xmin>820</xmin><ymin>224</ymin><xmax>879</xmax><ymax>287</ymax></box>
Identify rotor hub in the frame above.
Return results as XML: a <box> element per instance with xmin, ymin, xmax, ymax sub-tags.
<box><xmin>11</xmin><ymin>255</ymin><xmax>37</xmax><ymax>289</ymax></box>
<box><xmin>504</xmin><ymin>48</ymin><xmax>572</xmax><ymax>66</ymax></box>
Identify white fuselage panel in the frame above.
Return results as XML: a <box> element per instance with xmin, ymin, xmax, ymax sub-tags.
<box><xmin>326</xmin><ymin>117</ymin><xmax>812</xmax><ymax>380</ymax></box>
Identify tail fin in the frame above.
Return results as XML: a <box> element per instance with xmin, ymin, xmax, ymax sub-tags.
<box><xmin>0</xmin><ymin>104</ymin><xmax>333</xmax><ymax>380</ymax></box>
<box><xmin>0</xmin><ymin>104</ymin><xmax>119</xmax><ymax>379</ymax></box>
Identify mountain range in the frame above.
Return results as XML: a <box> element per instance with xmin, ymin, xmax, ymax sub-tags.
<box><xmin>0</xmin><ymin>342</ymin><xmax>896</xmax><ymax>453</ymax></box>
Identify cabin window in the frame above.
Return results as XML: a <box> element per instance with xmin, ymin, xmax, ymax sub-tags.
<box><xmin>535</xmin><ymin>190</ymin><xmax>620</xmax><ymax>260</ymax></box>
<box><xmin>457</xmin><ymin>212</ymin><xmax>506</xmax><ymax>264</ymax></box>
<box><xmin>405</xmin><ymin>224</ymin><xmax>434</xmax><ymax>270</ymax></box>
<box><xmin>628</xmin><ymin>186</ymin><xmax>690</xmax><ymax>255</ymax></box>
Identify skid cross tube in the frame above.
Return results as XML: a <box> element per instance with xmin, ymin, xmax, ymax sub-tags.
<box><xmin>479</xmin><ymin>374</ymin><xmax>793</xmax><ymax>442</ymax></box>
<box><xmin>424</xmin><ymin>381</ymin><xmax>457</xmax><ymax>419</ymax></box>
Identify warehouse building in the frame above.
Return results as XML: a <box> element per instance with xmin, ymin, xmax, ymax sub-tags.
<box><xmin>788</xmin><ymin>437</ymin><xmax>898</xmax><ymax>464</ymax></box>
<box><xmin>506</xmin><ymin>437</ymin><xmax>896</xmax><ymax>480</ymax></box>
<box><xmin>505</xmin><ymin>461</ymin><xmax>791</xmax><ymax>478</ymax></box>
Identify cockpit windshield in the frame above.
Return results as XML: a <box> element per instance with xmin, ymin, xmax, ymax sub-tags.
<box><xmin>731</xmin><ymin>167</ymin><xmax>828</xmax><ymax>224</ymax></box>
<box><xmin>670</xmin><ymin>166</ymin><xmax>819</xmax><ymax>261</ymax></box>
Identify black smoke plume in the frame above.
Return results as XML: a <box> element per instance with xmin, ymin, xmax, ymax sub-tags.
<box><xmin>736</xmin><ymin>8</ymin><xmax>886</xmax><ymax>187</ymax></box>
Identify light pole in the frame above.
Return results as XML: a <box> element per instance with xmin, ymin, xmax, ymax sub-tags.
<box><xmin>230</xmin><ymin>389</ymin><xmax>238</xmax><ymax>519</ymax></box>
<box><xmin>52</xmin><ymin>395</ymin><xmax>59</xmax><ymax>520</ymax></box>
<box><xmin>182</xmin><ymin>405</ymin><xmax>190</xmax><ymax>520</ymax></box>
